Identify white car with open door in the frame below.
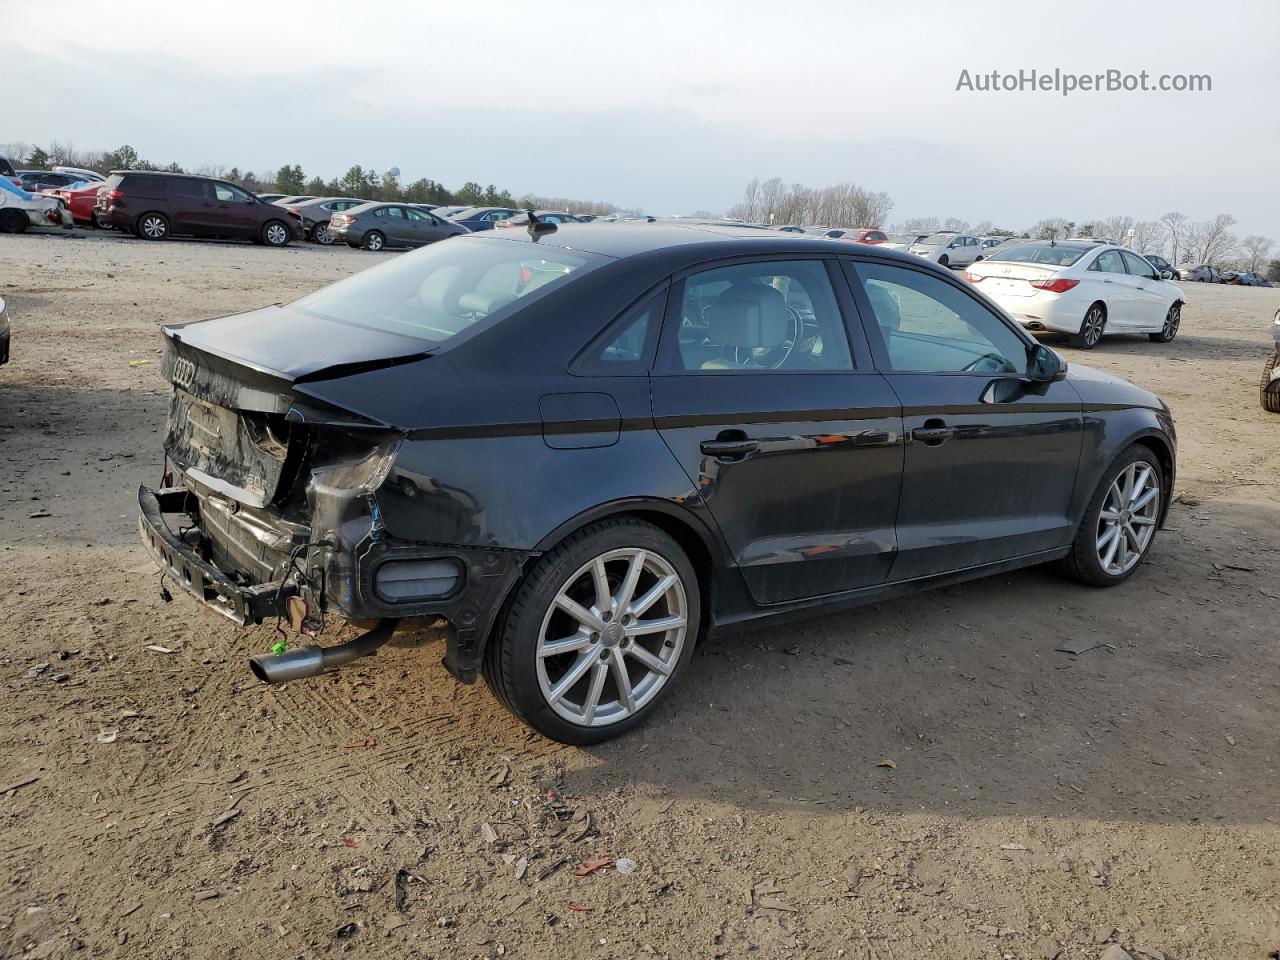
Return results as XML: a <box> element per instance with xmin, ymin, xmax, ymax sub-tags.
<box><xmin>907</xmin><ymin>232</ymin><xmax>984</xmax><ymax>268</ymax></box>
<box><xmin>963</xmin><ymin>240</ymin><xmax>1185</xmax><ymax>349</ymax></box>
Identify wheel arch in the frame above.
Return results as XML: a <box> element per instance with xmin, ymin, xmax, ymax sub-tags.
<box><xmin>1128</xmin><ymin>431</ymin><xmax>1176</xmax><ymax>528</ymax></box>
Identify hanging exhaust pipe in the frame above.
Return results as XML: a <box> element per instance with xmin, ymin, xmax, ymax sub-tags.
<box><xmin>249</xmin><ymin>618</ymin><xmax>400</xmax><ymax>684</ymax></box>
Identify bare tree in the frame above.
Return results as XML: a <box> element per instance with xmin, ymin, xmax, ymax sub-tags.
<box><xmin>1030</xmin><ymin>218</ymin><xmax>1071</xmax><ymax>240</ymax></box>
<box><xmin>1160</xmin><ymin>211</ymin><xmax>1188</xmax><ymax>264</ymax></box>
<box><xmin>894</xmin><ymin>216</ymin><xmax>940</xmax><ymax>234</ymax></box>
<box><xmin>1239</xmin><ymin>235</ymin><xmax>1274</xmax><ymax>273</ymax></box>
<box><xmin>1186</xmin><ymin>213</ymin><xmax>1238</xmax><ymax>265</ymax></box>
<box><xmin>1098</xmin><ymin>215</ymin><xmax>1134</xmax><ymax>243</ymax></box>
<box><xmin>1129</xmin><ymin>221</ymin><xmax>1165</xmax><ymax>254</ymax></box>
<box><xmin>942</xmin><ymin>217</ymin><xmax>970</xmax><ymax>233</ymax></box>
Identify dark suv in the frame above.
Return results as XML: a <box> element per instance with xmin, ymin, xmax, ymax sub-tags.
<box><xmin>95</xmin><ymin>171</ymin><xmax>303</xmax><ymax>245</ymax></box>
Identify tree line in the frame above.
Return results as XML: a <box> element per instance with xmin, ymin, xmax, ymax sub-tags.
<box><xmin>2</xmin><ymin>140</ymin><xmax>619</xmax><ymax>216</ymax></box>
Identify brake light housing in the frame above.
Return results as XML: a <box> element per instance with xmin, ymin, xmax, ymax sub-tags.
<box><xmin>963</xmin><ymin>271</ymin><xmax>984</xmax><ymax>283</ymax></box>
<box><xmin>1029</xmin><ymin>278</ymin><xmax>1080</xmax><ymax>294</ymax></box>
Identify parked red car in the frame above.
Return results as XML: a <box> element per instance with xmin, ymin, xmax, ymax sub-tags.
<box><xmin>840</xmin><ymin>228</ymin><xmax>888</xmax><ymax>245</ymax></box>
<box><xmin>44</xmin><ymin>181</ymin><xmax>104</xmax><ymax>225</ymax></box>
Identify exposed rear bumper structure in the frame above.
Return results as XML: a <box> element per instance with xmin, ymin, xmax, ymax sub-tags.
<box><xmin>139</xmin><ymin>482</ymin><xmax>532</xmax><ymax>684</ymax></box>
<box><xmin>139</xmin><ymin>485</ymin><xmax>292</xmax><ymax>625</ymax></box>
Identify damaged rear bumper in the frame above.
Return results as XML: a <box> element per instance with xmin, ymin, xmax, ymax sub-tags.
<box><xmin>138</xmin><ymin>483</ymin><xmax>532</xmax><ymax>683</ymax></box>
<box><xmin>139</xmin><ymin>484</ymin><xmax>292</xmax><ymax>625</ymax></box>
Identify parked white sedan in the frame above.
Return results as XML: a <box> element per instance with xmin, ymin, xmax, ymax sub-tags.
<box><xmin>964</xmin><ymin>240</ymin><xmax>1184</xmax><ymax>349</ymax></box>
<box><xmin>908</xmin><ymin>232</ymin><xmax>984</xmax><ymax>268</ymax></box>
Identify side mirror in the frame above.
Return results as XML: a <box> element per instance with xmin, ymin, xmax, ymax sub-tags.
<box><xmin>1160</xmin><ymin>269</ymin><xmax>1174</xmax><ymax>280</ymax></box>
<box><xmin>1028</xmin><ymin>343</ymin><xmax>1067</xmax><ymax>382</ymax></box>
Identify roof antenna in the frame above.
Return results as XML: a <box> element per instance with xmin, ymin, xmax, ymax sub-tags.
<box><xmin>526</xmin><ymin>209</ymin><xmax>556</xmax><ymax>242</ymax></box>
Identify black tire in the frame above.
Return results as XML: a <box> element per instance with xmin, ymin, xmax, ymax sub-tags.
<box><xmin>0</xmin><ymin>209</ymin><xmax>29</xmax><ymax>234</ymax></box>
<box><xmin>1261</xmin><ymin>348</ymin><xmax>1280</xmax><ymax>414</ymax></box>
<box><xmin>1070</xmin><ymin>302</ymin><xmax>1106</xmax><ymax>349</ymax></box>
<box><xmin>136</xmin><ymin>212</ymin><xmax>169</xmax><ymax>240</ymax></box>
<box><xmin>938</xmin><ymin>254</ymin><xmax>950</xmax><ymax>268</ymax></box>
<box><xmin>1149</xmin><ymin>302</ymin><xmax>1181</xmax><ymax>343</ymax></box>
<box><xmin>362</xmin><ymin>230</ymin><xmax>386</xmax><ymax>252</ymax></box>
<box><xmin>483</xmin><ymin>519</ymin><xmax>701</xmax><ymax>744</ymax></box>
<box><xmin>310</xmin><ymin>222</ymin><xmax>333</xmax><ymax>245</ymax></box>
<box><xmin>1058</xmin><ymin>445</ymin><xmax>1164</xmax><ymax>587</ymax></box>
<box><xmin>262</xmin><ymin>220</ymin><xmax>292</xmax><ymax>247</ymax></box>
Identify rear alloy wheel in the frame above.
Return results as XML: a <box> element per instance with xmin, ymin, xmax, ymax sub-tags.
<box><xmin>1149</xmin><ymin>303</ymin><xmax>1181</xmax><ymax>342</ymax></box>
<box><xmin>0</xmin><ymin>209</ymin><xmax>28</xmax><ymax>234</ymax></box>
<box><xmin>311</xmin><ymin>222</ymin><xmax>332</xmax><ymax>245</ymax></box>
<box><xmin>484</xmin><ymin>519</ymin><xmax>699</xmax><ymax>744</ymax></box>
<box><xmin>262</xmin><ymin>220</ymin><xmax>291</xmax><ymax>247</ymax></box>
<box><xmin>1261</xmin><ymin>348</ymin><xmax>1280</xmax><ymax>414</ymax></box>
<box><xmin>1072</xmin><ymin>303</ymin><xmax>1106</xmax><ymax>349</ymax></box>
<box><xmin>137</xmin><ymin>212</ymin><xmax>169</xmax><ymax>240</ymax></box>
<box><xmin>362</xmin><ymin>230</ymin><xmax>386</xmax><ymax>251</ymax></box>
<box><xmin>1059</xmin><ymin>446</ymin><xmax>1163</xmax><ymax>586</ymax></box>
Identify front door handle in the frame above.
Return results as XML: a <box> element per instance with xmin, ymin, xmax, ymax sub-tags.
<box><xmin>700</xmin><ymin>438</ymin><xmax>759</xmax><ymax>460</ymax></box>
<box><xmin>911</xmin><ymin>424</ymin><xmax>955</xmax><ymax>445</ymax></box>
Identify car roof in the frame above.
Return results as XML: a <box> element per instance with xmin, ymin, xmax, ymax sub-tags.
<box><xmin>461</xmin><ymin>220</ymin><xmax>939</xmax><ymax>264</ymax></box>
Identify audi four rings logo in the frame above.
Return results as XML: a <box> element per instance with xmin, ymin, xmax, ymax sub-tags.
<box><xmin>172</xmin><ymin>357</ymin><xmax>196</xmax><ymax>388</ymax></box>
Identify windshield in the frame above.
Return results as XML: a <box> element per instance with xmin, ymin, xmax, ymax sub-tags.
<box><xmin>919</xmin><ymin>233</ymin><xmax>954</xmax><ymax>245</ymax></box>
<box><xmin>292</xmin><ymin>236</ymin><xmax>604</xmax><ymax>344</ymax></box>
<box><xmin>988</xmin><ymin>242</ymin><xmax>1090</xmax><ymax>267</ymax></box>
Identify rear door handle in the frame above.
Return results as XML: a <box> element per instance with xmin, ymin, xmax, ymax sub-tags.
<box><xmin>911</xmin><ymin>425</ymin><xmax>955</xmax><ymax>445</ymax></box>
<box><xmin>700</xmin><ymin>438</ymin><xmax>759</xmax><ymax>459</ymax></box>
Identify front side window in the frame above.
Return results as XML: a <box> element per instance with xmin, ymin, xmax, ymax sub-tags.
<box><xmin>293</xmin><ymin>236</ymin><xmax>601</xmax><ymax>344</ymax></box>
<box><xmin>672</xmin><ymin>260</ymin><xmax>852</xmax><ymax>372</ymax></box>
<box><xmin>856</xmin><ymin>262</ymin><xmax>1028</xmax><ymax>376</ymax></box>
<box><xmin>1120</xmin><ymin>250</ymin><xmax>1158</xmax><ymax>279</ymax></box>
<box><xmin>213</xmin><ymin>183</ymin><xmax>250</xmax><ymax>203</ymax></box>
<box><xmin>406</xmin><ymin>208</ymin><xmax>431</xmax><ymax>221</ymax></box>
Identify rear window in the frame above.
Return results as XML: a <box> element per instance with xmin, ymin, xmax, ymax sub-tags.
<box><xmin>292</xmin><ymin>236</ymin><xmax>605</xmax><ymax>345</ymax></box>
<box><xmin>0</xmin><ymin>156</ymin><xmax>14</xmax><ymax>177</ymax></box>
<box><xmin>988</xmin><ymin>241</ymin><xmax>1090</xmax><ymax>267</ymax></box>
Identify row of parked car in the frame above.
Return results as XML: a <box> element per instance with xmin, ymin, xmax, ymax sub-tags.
<box><xmin>0</xmin><ymin>156</ymin><xmax>1274</xmax><ymax>296</ymax></box>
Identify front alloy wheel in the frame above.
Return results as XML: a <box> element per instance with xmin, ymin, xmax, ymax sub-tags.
<box><xmin>485</xmin><ymin>519</ymin><xmax>699</xmax><ymax>744</ymax></box>
<box><xmin>1150</xmin><ymin>303</ymin><xmax>1180</xmax><ymax>342</ymax></box>
<box><xmin>263</xmin><ymin>221</ymin><xmax>291</xmax><ymax>246</ymax></box>
<box><xmin>1059</xmin><ymin>446</ymin><xmax>1163</xmax><ymax>586</ymax></box>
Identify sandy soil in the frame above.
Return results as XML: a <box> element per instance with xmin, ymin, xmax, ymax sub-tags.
<box><xmin>1</xmin><ymin>228</ymin><xmax>1278</xmax><ymax>960</ymax></box>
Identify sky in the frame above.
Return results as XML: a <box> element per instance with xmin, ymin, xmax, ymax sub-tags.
<box><xmin>5</xmin><ymin>0</ymin><xmax>1278</xmax><ymax>237</ymax></box>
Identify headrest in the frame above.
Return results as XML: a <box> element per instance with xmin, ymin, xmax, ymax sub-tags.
<box><xmin>866</xmin><ymin>282</ymin><xmax>901</xmax><ymax>331</ymax></box>
<box><xmin>706</xmin><ymin>283</ymin><xmax>789</xmax><ymax>349</ymax></box>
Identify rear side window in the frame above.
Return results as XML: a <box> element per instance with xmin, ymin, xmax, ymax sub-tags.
<box><xmin>671</xmin><ymin>260</ymin><xmax>853</xmax><ymax>373</ymax></box>
<box><xmin>1090</xmin><ymin>250</ymin><xmax>1126</xmax><ymax>273</ymax></box>
<box><xmin>575</xmin><ymin>290</ymin><xmax>667</xmax><ymax>375</ymax></box>
<box><xmin>170</xmin><ymin>178</ymin><xmax>209</xmax><ymax>199</ymax></box>
<box><xmin>122</xmin><ymin>174</ymin><xmax>166</xmax><ymax>193</ymax></box>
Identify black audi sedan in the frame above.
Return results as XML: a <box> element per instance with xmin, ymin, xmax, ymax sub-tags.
<box><xmin>139</xmin><ymin>222</ymin><xmax>1176</xmax><ymax>743</ymax></box>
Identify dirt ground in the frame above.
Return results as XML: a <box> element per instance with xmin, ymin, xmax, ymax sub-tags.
<box><xmin>1</xmin><ymin>228</ymin><xmax>1278</xmax><ymax>960</ymax></box>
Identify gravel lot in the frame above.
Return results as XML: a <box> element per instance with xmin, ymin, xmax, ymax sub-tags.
<box><xmin>2</xmin><ymin>229</ymin><xmax>1278</xmax><ymax>960</ymax></box>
